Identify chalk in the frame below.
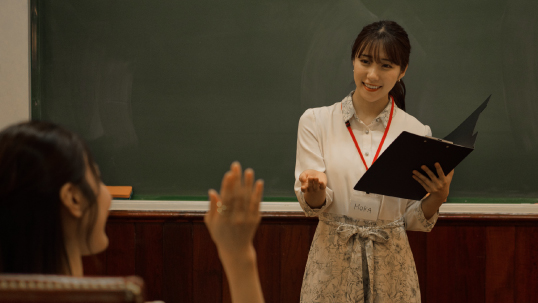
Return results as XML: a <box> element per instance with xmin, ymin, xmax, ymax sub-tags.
<box><xmin>106</xmin><ymin>186</ymin><xmax>133</xmax><ymax>199</ymax></box>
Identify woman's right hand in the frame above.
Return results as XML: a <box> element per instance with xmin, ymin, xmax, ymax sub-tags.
<box><xmin>298</xmin><ymin>170</ymin><xmax>327</xmax><ymax>208</ymax></box>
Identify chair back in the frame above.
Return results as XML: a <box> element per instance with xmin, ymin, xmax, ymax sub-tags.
<box><xmin>0</xmin><ymin>274</ymin><xmax>145</xmax><ymax>303</ymax></box>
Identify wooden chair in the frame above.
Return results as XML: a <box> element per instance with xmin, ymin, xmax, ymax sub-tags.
<box><xmin>0</xmin><ymin>274</ymin><xmax>145</xmax><ymax>303</ymax></box>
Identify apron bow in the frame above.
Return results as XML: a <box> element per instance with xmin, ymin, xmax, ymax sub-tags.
<box><xmin>323</xmin><ymin>218</ymin><xmax>404</xmax><ymax>303</ymax></box>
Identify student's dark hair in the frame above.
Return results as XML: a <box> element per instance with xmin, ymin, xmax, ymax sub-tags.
<box><xmin>351</xmin><ymin>20</ymin><xmax>411</xmax><ymax>111</ymax></box>
<box><xmin>0</xmin><ymin>121</ymin><xmax>99</xmax><ymax>274</ymax></box>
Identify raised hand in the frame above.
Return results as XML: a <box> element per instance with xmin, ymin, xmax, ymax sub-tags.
<box><xmin>204</xmin><ymin>162</ymin><xmax>265</xmax><ymax>303</ymax></box>
<box><xmin>205</xmin><ymin>162</ymin><xmax>264</xmax><ymax>256</ymax></box>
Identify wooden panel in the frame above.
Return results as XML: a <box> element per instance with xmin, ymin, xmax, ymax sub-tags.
<box><xmin>82</xmin><ymin>251</ymin><xmax>106</xmax><ymax>276</ymax></box>
<box><xmin>407</xmin><ymin>231</ymin><xmax>428</xmax><ymax>303</ymax></box>
<box><xmin>162</xmin><ymin>223</ymin><xmax>193</xmax><ymax>303</ymax></box>
<box><xmin>192</xmin><ymin>223</ymin><xmax>222</xmax><ymax>303</ymax></box>
<box><xmin>254</xmin><ymin>223</ymin><xmax>282</xmax><ymax>303</ymax></box>
<box><xmin>135</xmin><ymin>223</ymin><xmax>164</xmax><ymax>301</ymax></box>
<box><xmin>515</xmin><ymin>226</ymin><xmax>538</xmax><ymax>302</ymax></box>
<box><xmin>91</xmin><ymin>211</ymin><xmax>538</xmax><ymax>303</ymax></box>
<box><xmin>223</xmin><ymin>223</ymin><xmax>283</xmax><ymax>303</ymax></box>
<box><xmin>426</xmin><ymin>226</ymin><xmax>486</xmax><ymax>303</ymax></box>
<box><xmin>222</xmin><ymin>271</ymin><xmax>231</xmax><ymax>303</ymax></box>
<box><xmin>485</xmin><ymin>226</ymin><xmax>515</xmax><ymax>303</ymax></box>
<box><xmin>105</xmin><ymin>222</ymin><xmax>136</xmax><ymax>276</ymax></box>
<box><xmin>279</xmin><ymin>223</ymin><xmax>317</xmax><ymax>303</ymax></box>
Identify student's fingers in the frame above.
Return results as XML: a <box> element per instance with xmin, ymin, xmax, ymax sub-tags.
<box><xmin>231</xmin><ymin>161</ymin><xmax>242</xmax><ymax>184</ymax></box>
<box><xmin>250</xmin><ymin>179</ymin><xmax>264</xmax><ymax>214</ymax></box>
<box><xmin>239</xmin><ymin>168</ymin><xmax>255</xmax><ymax>213</ymax></box>
<box><xmin>205</xmin><ymin>189</ymin><xmax>220</xmax><ymax>224</ymax></box>
<box><xmin>244</xmin><ymin>168</ymin><xmax>254</xmax><ymax>192</ymax></box>
<box><xmin>231</xmin><ymin>162</ymin><xmax>245</xmax><ymax>206</ymax></box>
<box><xmin>225</xmin><ymin>162</ymin><xmax>240</xmax><ymax>195</ymax></box>
<box><xmin>220</xmin><ymin>171</ymin><xmax>236</xmax><ymax>209</ymax></box>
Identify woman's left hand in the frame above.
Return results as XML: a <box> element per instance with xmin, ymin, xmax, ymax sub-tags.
<box><xmin>412</xmin><ymin>163</ymin><xmax>454</xmax><ymax>219</ymax></box>
<box><xmin>413</xmin><ymin>162</ymin><xmax>454</xmax><ymax>202</ymax></box>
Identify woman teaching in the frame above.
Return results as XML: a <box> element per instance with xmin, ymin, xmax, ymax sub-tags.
<box><xmin>294</xmin><ymin>21</ymin><xmax>454</xmax><ymax>302</ymax></box>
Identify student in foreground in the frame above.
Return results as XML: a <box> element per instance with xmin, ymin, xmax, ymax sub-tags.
<box><xmin>294</xmin><ymin>20</ymin><xmax>454</xmax><ymax>302</ymax></box>
<box><xmin>0</xmin><ymin>121</ymin><xmax>265</xmax><ymax>303</ymax></box>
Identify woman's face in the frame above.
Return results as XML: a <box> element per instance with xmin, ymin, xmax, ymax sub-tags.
<box><xmin>352</xmin><ymin>47</ymin><xmax>406</xmax><ymax>104</ymax></box>
<box><xmin>79</xmin><ymin>163</ymin><xmax>112</xmax><ymax>256</ymax></box>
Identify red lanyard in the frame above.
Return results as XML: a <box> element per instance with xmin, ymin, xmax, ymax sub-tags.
<box><xmin>344</xmin><ymin>96</ymin><xmax>395</xmax><ymax>170</ymax></box>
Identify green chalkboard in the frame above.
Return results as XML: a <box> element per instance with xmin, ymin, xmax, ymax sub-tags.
<box><xmin>32</xmin><ymin>0</ymin><xmax>538</xmax><ymax>202</ymax></box>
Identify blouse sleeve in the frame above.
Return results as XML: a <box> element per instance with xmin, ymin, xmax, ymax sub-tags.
<box><xmin>294</xmin><ymin>109</ymin><xmax>334</xmax><ymax>217</ymax></box>
<box><xmin>403</xmin><ymin>124</ymin><xmax>439</xmax><ymax>231</ymax></box>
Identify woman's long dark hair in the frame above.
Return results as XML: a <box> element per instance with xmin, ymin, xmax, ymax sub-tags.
<box><xmin>351</xmin><ymin>20</ymin><xmax>411</xmax><ymax>111</ymax></box>
<box><xmin>0</xmin><ymin>121</ymin><xmax>99</xmax><ymax>274</ymax></box>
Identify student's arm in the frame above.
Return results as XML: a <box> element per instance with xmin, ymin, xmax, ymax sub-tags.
<box><xmin>294</xmin><ymin>109</ymin><xmax>334</xmax><ymax>214</ymax></box>
<box><xmin>204</xmin><ymin>162</ymin><xmax>265</xmax><ymax>303</ymax></box>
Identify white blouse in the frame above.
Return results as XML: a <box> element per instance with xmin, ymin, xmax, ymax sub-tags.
<box><xmin>294</xmin><ymin>92</ymin><xmax>439</xmax><ymax>230</ymax></box>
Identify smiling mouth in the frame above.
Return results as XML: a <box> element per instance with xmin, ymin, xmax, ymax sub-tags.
<box><xmin>363</xmin><ymin>82</ymin><xmax>382</xmax><ymax>91</ymax></box>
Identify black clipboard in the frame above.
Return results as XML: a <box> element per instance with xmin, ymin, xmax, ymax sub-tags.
<box><xmin>354</xmin><ymin>95</ymin><xmax>490</xmax><ymax>200</ymax></box>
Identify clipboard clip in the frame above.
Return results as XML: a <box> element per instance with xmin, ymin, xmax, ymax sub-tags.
<box><xmin>425</xmin><ymin>136</ymin><xmax>453</xmax><ymax>144</ymax></box>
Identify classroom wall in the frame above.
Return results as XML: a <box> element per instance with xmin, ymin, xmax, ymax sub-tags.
<box><xmin>0</xmin><ymin>0</ymin><xmax>30</xmax><ymax>130</ymax></box>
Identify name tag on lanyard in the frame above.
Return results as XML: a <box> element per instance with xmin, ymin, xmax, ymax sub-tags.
<box><xmin>342</xmin><ymin>96</ymin><xmax>394</xmax><ymax>222</ymax></box>
<box><xmin>348</xmin><ymin>191</ymin><xmax>381</xmax><ymax>221</ymax></box>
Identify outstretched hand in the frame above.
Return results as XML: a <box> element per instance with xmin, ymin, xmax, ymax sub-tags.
<box><xmin>205</xmin><ymin>162</ymin><xmax>264</xmax><ymax>257</ymax></box>
<box><xmin>298</xmin><ymin>169</ymin><xmax>327</xmax><ymax>208</ymax></box>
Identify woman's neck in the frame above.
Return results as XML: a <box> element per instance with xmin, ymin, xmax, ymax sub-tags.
<box><xmin>352</xmin><ymin>93</ymin><xmax>390</xmax><ymax>125</ymax></box>
<box><xmin>64</xmin><ymin>243</ymin><xmax>84</xmax><ymax>277</ymax></box>
<box><xmin>61</xmin><ymin>207</ymin><xmax>84</xmax><ymax>276</ymax></box>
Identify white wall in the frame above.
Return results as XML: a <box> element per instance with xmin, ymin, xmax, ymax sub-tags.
<box><xmin>0</xmin><ymin>0</ymin><xmax>30</xmax><ymax>130</ymax></box>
